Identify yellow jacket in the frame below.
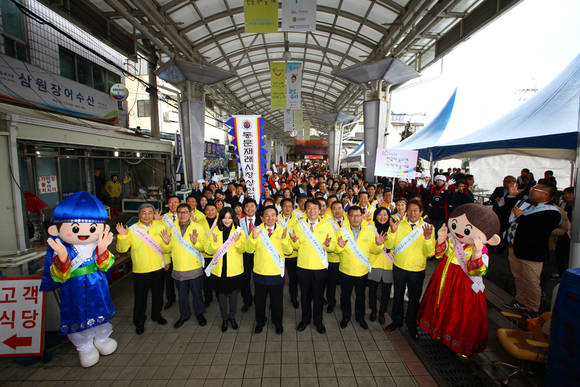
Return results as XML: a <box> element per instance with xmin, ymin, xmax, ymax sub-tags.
<box><xmin>205</xmin><ymin>226</ymin><xmax>246</xmax><ymax>277</ymax></box>
<box><xmin>246</xmin><ymin>224</ymin><xmax>293</xmax><ymax>276</ymax></box>
<box><xmin>323</xmin><ymin>208</ymin><xmax>332</xmax><ymax>220</ymax></box>
<box><xmin>191</xmin><ymin>209</ymin><xmax>206</xmax><ymax>224</ymax></box>
<box><xmin>291</xmin><ymin>218</ymin><xmax>337</xmax><ymax>270</ymax></box>
<box><xmin>326</xmin><ymin>216</ymin><xmax>349</xmax><ymax>263</ymax></box>
<box><xmin>384</xmin><ymin>218</ymin><xmax>435</xmax><ymax>272</ymax></box>
<box><xmin>337</xmin><ymin>226</ymin><xmax>382</xmax><ymax>276</ymax></box>
<box><xmin>166</xmin><ymin>221</ymin><xmax>206</xmax><ymax>272</ymax></box>
<box><xmin>116</xmin><ymin>220</ymin><xmax>171</xmax><ymax>273</ymax></box>
<box><xmin>105</xmin><ymin>180</ymin><xmax>122</xmax><ymax>198</ymax></box>
<box><xmin>279</xmin><ymin>213</ymin><xmax>299</xmax><ymax>258</ymax></box>
<box><xmin>199</xmin><ymin>217</ymin><xmax>218</xmax><ymax>258</ymax></box>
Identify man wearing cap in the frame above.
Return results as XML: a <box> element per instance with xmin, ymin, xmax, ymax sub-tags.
<box><xmin>116</xmin><ymin>203</ymin><xmax>171</xmax><ymax>334</ymax></box>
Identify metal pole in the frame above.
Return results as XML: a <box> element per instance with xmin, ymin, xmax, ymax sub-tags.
<box><xmin>177</xmin><ymin>91</ymin><xmax>189</xmax><ymax>188</ymax></box>
<box><xmin>8</xmin><ymin>119</ymin><xmax>26</xmax><ymax>251</ymax></box>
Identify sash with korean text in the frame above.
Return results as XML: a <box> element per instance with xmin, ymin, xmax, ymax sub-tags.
<box><xmin>130</xmin><ymin>224</ymin><xmax>165</xmax><ymax>266</ymax></box>
<box><xmin>298</xmin><ymin>220</ymin><xmax>328</xmax><ymax>268</ymax></box>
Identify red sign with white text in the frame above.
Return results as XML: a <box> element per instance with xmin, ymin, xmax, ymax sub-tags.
<box><xmin>0</xmin><ymin>277</ymin><xmax>45</xmax><ymax>357</ymax></box>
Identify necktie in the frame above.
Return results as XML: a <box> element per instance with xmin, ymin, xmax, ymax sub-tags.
<box><xmin>410</xmin><ymin>224</ymin><xmax>416</xmax><ymax>230</ymax></box>
<box><xmin>172</xmin><ymin>214</ymin><xmax>176</xmax><ymax>221</ymax></box>
<box><xmin>268</xmin><ymin>228</ymin><xmax>272</xmax><ymax>237</ymax></box>
<box><xmin>338</xmin><ymin>220</ymin><xmax>342</xmax><ymax>227</ymax></box>
<box><xmin>310</xmin><ymin>222</ymin><xmax>315</xmax><ymax>232</ymax></box>
<box><xmin>249</xmin><ymin>218</ymin><xmax>254</xmax><ymax>231</ymax></box>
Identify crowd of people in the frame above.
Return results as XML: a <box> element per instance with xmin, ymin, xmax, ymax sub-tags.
<box><xmin>113</xmin><ymin>163</ymin><xmax>572</xmax><ymax>355</ymax></box>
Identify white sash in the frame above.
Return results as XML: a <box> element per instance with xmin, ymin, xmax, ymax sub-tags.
<box><xmin>278</xmin><ymin>214</ymin><xmax>292</xmax><ymax>231</ymax></box>
<box><xmin>162</xmin><ymin>214</ymin><xmax>204</xmax><ymax>267</ymax></box>
<box><xmin>327</xmin><ymin>218</ymin><xmax>341</xmax><ymax>233</ymax></box>
<box><xmin>204</xmin><ymin>229</ymin><xmax>241</xmax><ymax>277</ymax></box>
<box><xmin>392</xmin><ymin>224</ymin><xmax>424</xmax><ymax>256</ymax></box>
<box><xmin>298</xmin><ymin>220</ymin><xmax>328</xmax><ymax>268</ymax></box>
<box><xmin>508</xmin><ymin>201</ymin><xmax>561</xmax><ymax>223</ymax></box>
<box><xmin>340</xmin><ymin>226</ymin><xmax>371</xmax><ymax>271</ymax></box>
<box><xmin>293</xmin><ymin>209</ymin><xmax>304</xmax><ymax>220</ymax></box>
<box><xmin>258</xmin><ymin>228</ymin><xmax>285</xmax><ymax>277</ymax></box>
<box><xmin>130</xmin><ymin>224</ymin><xmax>166</xmax><ymax>265</ymax></box>
<box><xmin>451</xmin><ymin>237</ymin><xmax>487</xmax><ymax>293</ymax></box>
<box><xmin>205</xmin><ymin>219</ymin><xmax>218</xmax><ymax>238</ymax></box>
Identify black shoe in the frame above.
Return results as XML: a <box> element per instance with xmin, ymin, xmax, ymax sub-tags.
<box><xmin>385</xmin><ymin>323</ymin><xmax>401</xmax><ymax>332</ymax></box>
<box><xmin>378</xmin><ymin>313</ymin><xmax>386</xmax><ymax>325</ymax></box>
<box><xmin>173</xmin><ymin>317</ymin><xmax>188</xmax><ymax>329</ymax></box>
<box><xmin>316</xmin><ymin>323</ymin><xmax>326</xmax><ymax>334</ymax></box>
<box><xmin>327</xmin><ymin>305</ymin><xmax>334</xmax><ymax>313</ymax></box>
<box><xmin>136</xmin><ymin>326</ymin><xmax>144</xmax><ymax>335</ymax></box>
<box><xmin>369</xmin><ymin>310</ymin><xmax>376</xmax><ymax>321</ymax></box>
<box><xmin>296</xmin><ymin>321</ymin><xmax>308</xmax><ymax>332</ymax></box>
<box><xmin>221</xmin><ymin>320</ymin><xmax>228</xmax><ymax>332</ymax></box>
<box><xmin>204</xmin><ymin>298</ymin><xmax>212</xmax><ymax>307</ymax></box>
<box><xmin>241</xmin><ymin>304</ymin><xmax>251</xmax><ymax>312</ymax></box>
<box><xmin>504</xmin><ymin>299</ymin><xmax>525</xmax><ymax>310</ymax></box>
<box><xmin>291</xmin><ymin>299</ymin><xmax>299</xmax><ymax>309</ymax></box>
<box><xmin>229</xmin><ymin>319</ymin><xmax>239</xmax><ymax>330</ymax></box>
<box><xmin>164</xmin><ymin>300</ymin><xmax>174</xmax><ymax>310</ymax></box>
<box><xmin>197</xmin><ymin>315</ymin><xmax>207</xmax><ymax>327</ymax></box>
<box><xmin>155</xmin><ymin>316</ymin><xmax>168</xmax><ymax>325</ymax></box>
<box><xmin>340</xmin><ymin>318</ymin><xmax>350</xmax><ymax>329</ymax></box>
<box><xmin>358</xmin><ymin>319</ymin><xmax>368</xmax><ymax>330</ymax></box>
<box><xmin>275</xmin><ymin>325</ymin><xmax>284</xmax><ymax>335</ymax></box>
<box><xmin>254</xmin><ymin>323</ymin><xmax>264</xmax><ymax>334</ymax></box>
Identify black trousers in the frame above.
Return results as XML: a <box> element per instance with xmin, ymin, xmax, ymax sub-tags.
<box><xmin>133</xmin><ymin>268</ymin><xmax>165</xmax><ymax>328</ymax></box>
<box><xmin>340</xmin><ymin>272</ymin><xmax>367</xmax><ymax>321</ymax></box>
<box><xmin>164</xmin><ymin>263</ymin><xmax>176</xmax><ymax>303</ymax></box>
<box><xmin>285</xmin><ymin>258</ymin><xmax>298</xmax><ymax>302</ymax></box>
<box><xmin>203</xmin><ymin>257</ymin><xmax>213</xmax><ymax>302</ymax></box>
<box><xmin>391</xmin><ymin>265</ymin><xmax>425</xmax><ymax>333</ymax></box>
<box><xmin>368</xmin><ymin>280</ymin><xmax>392</xmax><ymax>314</ymax></box>
<box><xmin>297</xmin><ymin>268</ymin><xmax>327</xmax><ymax>326</ymax></box>
<box><xmin>241</xmin><ymin>253</ymin><xmax>254</xmax><ymax>306</ymax></box>
<box><xmin>176</xmin><ymin>276</ymin><xmax>204</xmax><ymax>320</ymax></box>
<box><xmin>325</xmin><ymin>262</ymin><xmax>340</xmax><ymax>308</ymax></box>
<box><xmin>254</xmin><ymin>282</ymin><xmax>284</xmax><ymax>327</ymax></box>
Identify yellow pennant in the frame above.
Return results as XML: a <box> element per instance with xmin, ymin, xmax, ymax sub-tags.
<box><xmin>244</xmin><ymin>0</ymin><xmax>278</xmax><ymax>33</ymax></box>
<box><xmin>271</xmin><ymin>61</ymin><xmax>286</xmax><ymax>110</ymax></box>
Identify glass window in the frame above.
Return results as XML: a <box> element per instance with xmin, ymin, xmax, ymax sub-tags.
<box><xmin>4</xmin><ymin>36</ymin><xmax>27</xmax><ymax>62</ymax></box>
<box><xmin>106</xmin><ymin>71</ymin><xmax>121</xmax><ymax>93</ymax></box>
<box><xmin>137</xmin><ymin>100</ymin><xmax>151</xmax><ymax>117</ymax></box>
<box><xmin>77</xmin><ymin>56</ymin><xmax>92</xmax><ymax>87</ymax></box>
<box><xmin>1</xmin><ymin>0</ymin><xmax>25</xmax><ymax>41</ymax></box>
<box><xmin>59</xmin><ymin>47</ymin><xmax>75</xmax><ymax>80</ymax></box>
<box><xmin>93</xmin><ymin>65</ymin><xmax>106</xmax><ymax>92</ymax></box>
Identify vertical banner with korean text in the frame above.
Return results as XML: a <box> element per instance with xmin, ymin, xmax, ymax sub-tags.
<box><xmin>271</xmin><ymin>62</ymin><xmax>286</xmax><ymax>110</ymax></box>
<box><xmin>281</xmin><ymin>0</ymin><xmax>317</xmax><ymax>32</ymax></box>
<box><xmin>284</xmin><ymin>109</ymin><xmax>294</xmax><ymax>132</ymax></box>
<box><xmin>227</xmin><ymin>116</ymin><xmax>268</xmax><ymax>204</ymax></box>
<box><xmin>244</xmin><ymin>0</ymin><xmax>278</xmax><ymax>33</ymax></box>
<box><xmin>286</xmin><ymin>61</ymin><xmax>302</xmax><ymax>110</ymax></box>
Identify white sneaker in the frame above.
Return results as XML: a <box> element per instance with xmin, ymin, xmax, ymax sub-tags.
<box><xmin>93</xmin><ymin>338</ymin><xmax>118</xmax><ymax>356</ymax></box>
<box><xmin>79</xmin><ymin>348</ymin><xmax>100</xmax><ymax>368</ymax></box>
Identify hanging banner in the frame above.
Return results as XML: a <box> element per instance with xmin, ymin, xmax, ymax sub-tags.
<box><xmin>271</xmin><ymin>62</ymin><xmax>286</xmax><ymax>110</ymax></box>
<box><xmin>284</xmin><ymin>109</ymin><xmax>294</xmax><ymax>132</ymax></box>
<box><xmin>293</xmin><ymin>109</ymin><xmax>304</xmax><ymax>133</ymax></box>
<box><xmin>244</xmin><ymin>0</ymin><xmax>278</xmax><ymax>33</ymax></box>
<box><xmin>227</xmin><ymin>116</ymin><xmax>268</xmax><ymax>204</ymax></box>
<box><xmin>286</xmin><ymin>62</ymin><xmax>302</xmax><ymax>110</ymax></box>
<box><xmin>281</xmin><ymin>0</ymin><xmax>317</xmax><ymax>32</ymax></box>
<box><xmin>374</xmin><ymin>148</ymin><xmax>418</xmax><ymax>178</ymax></box>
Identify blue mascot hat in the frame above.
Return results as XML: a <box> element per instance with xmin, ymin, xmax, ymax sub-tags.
<box><xmin>52</xmin><ymin>191</ymin><xmax>108</xmax><ymax>224</ymax></box>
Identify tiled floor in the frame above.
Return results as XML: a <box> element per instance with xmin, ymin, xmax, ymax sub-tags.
<box><xmin>0</xmin><ymin>275</ymin><xmax>437</xmax><ymax>386</ymax></box>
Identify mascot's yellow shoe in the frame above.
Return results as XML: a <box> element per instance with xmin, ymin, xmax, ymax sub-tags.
<box><xmin>79</xmin><ymin>348</ymin><xmax>100</xmax><ymax>368</ymax></box>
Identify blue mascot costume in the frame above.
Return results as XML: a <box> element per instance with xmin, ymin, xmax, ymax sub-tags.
<box><xmin>40</xmin><ymin>191</ymin><xmax>117</xmax><ymax>367</ymax></box>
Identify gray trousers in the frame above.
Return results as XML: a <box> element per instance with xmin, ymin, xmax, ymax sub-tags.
<box><xmin>177</xmin><ymin>277</ymin><xmax>204</xmax><ymax>320</ymax></box>
<box><xmin>218</xmin><ymin>290</ymin><xmax>238</xmax><ymax>320</ymax></box>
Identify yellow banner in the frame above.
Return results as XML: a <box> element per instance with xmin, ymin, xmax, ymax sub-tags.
<box><xmin>271</xmin><ymin>62</ymin><xmax>286</xmax><ymax>110</ymax></box>
<box><xmin>244</xmin><ymin>0</ymin><xmax>278</xmax><ymax>33</ymax></box>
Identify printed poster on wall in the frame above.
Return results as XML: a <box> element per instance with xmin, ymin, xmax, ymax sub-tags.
<box><xmin>270</xmin><ymin>62</ymin><xmax>286</xmax><ymax>110</ymax></box>
<box><xmin>281</xmin><ymin>0</ymin><xmax>317</xmax><ymax>32</ymax></box>
<box><xmin>244</xmin><ymin>0</ymin><xmax>278</xmax><ymax>33</ymax></box>
<box><xmin>374</xmin><ymin>148</ymin><xmax>418</xmax><ymax>178</ymax></box>
<box><xmin>38</xmin><ymin>176</ymin><xmax>58</xmax><ymax>194</ymax></box>
<box><xmin>286</xmin><ymin>62</ymin><xmax>302</xmax><ymax>110</ymax></box>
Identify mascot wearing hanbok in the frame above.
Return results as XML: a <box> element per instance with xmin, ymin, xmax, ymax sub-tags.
<box><xmin>40</xmin><ymin>191</ymin><xmax>116</xmax><ymax>367</ymax></box>
<box><xmin>417</xmin><ymin>203</ymin><xmax>500</xmax><ymax>355</ymax></box>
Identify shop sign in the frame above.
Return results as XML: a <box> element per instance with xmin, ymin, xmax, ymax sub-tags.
<box><xmin>109</xmin><ymin>83</ymin><xmax>128</xmax><ymax>101</ymax></box>
<box><xmin>0</xmin><ymin>54</ymin><xmax>118</xmax><ymax>124</ymax></box>
<box><xmin>204</xmin><ymin>141</ymin><xmax>225</xmax><ymax>158</ymax></box>
<box><xmin>0</xmin><ymin>277</ymin><xmax>45</xmax><ymax>357</ymax></box>
<box><xmin>38</xmin><ymin>175</ymin><xmax>58</xmax><ymax>194</ymax></box>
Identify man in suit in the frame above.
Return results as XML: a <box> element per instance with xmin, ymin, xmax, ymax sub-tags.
<box><xmin>240</xmin><ymin>198</ymin><xmax>261</xmax><ymax>311</ymax></box>
<box><xmin>162</xmin><ymin>195</ymin><xmax>180</xmax><ymax>310</ymax></box>
<box><xmin>489</xmin><ymin>176</ymin><xmax>523</xmax><ymax>239</ymax></box>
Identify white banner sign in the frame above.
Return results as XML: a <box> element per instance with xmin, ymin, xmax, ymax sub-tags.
<box><xmin>0</xmin><ymin>278</ymin><xmax>45</xmax><ymax>357</ymax></box>
<box><xmin>282</xmin><ymin>0</ymin><xmax>317</xmax><ymax>32</ymax></box>
<box><xmin>38</xmin><ymin>175</ymin><xmax>58</xmax><ymax>194</ymax></box>
<box><xmin>284</xmin><ymin>109</ymin><xmax>294</xmax><ymax>132</ymax></box>
<box><xmin>286</xmin><ymin>62</ymin><xmax>302</xmax><ymax>110</ymax></box>
<box><xmin>374</xmin><ymin>148</ymin><xmax>418</xmax><ymax>178</ymax></box>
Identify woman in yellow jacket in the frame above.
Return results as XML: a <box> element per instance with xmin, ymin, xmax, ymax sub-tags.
<box><xmin>205</xmin><ymin>207</ymin><xmax>246</xmax><ymax>332</ymax></box>
<box><xmin>367</xmin><ymin>207</ymin><xmax>392</xmax><ymax>325</ymax></box>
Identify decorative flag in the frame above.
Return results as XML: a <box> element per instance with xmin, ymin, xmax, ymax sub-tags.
<box><xmin>244</xmin><ymin>0</ymin><xmax>278</xmax><ymax>33</ymax></box>
<box><xmin>271</xmin><ymin>62</ymin><xmax>286</xmax><ymax>110</ymax></box>
<box><xmin>293</xmin><ymin>109</ymin><xmax>304</xmax><ymax>133</ymax></box>
<box><xmin>227</xmin><ymin>116</ymin><xmax>268</xmax><ymax>204</ymax></box>
<box><xmin>284</xmin><ymin>109</ymin><xmax>294</xmax><ymax>132</ymax></box>
<box><xmin>286</xmin><ymin>62</ymin><xmax>302</xmax><ymax>110</ymax></box>
<box><xmin>281</xmin><ymin>0</ymin><xmax>317</xmax><ymax>32</ymax></box>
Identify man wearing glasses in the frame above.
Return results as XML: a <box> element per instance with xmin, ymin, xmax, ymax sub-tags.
<box><xmin>504</xmin><ymin>183</ymin><xmax>562</xmax><ymax>317</ymax></box>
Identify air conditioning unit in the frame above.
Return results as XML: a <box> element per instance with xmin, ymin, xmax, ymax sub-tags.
<box><xmin>163</xmin><ymin>111</ymin><xmax>179</xmax><ymax>122</ymax></box>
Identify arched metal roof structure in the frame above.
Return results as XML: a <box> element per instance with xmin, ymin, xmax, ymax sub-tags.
<box><xmin>41</xmin><ymin>0</ymin><xmax>522</xmax><ymax>142</ymax></box>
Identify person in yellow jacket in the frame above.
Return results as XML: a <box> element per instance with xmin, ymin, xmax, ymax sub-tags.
<box><xmin>205</xmin><ymin>207</ymin><xmax>246</xmax><ymax>332</ymax></box>
<box><xmin>246</xmin><ymin>206</ymin><xmax>293</xmax><ymax>335</ymax></box>
<box><xmin>279</xmin><ymin>198</ymin><xmax>300</xmax><ymax>308</ymax></box>
<box><xmin>367</xmin><ymin>207</ymin><xmax>393</xmax><ymax>325</ymax></box>
<box><xmin>186</xmin><ymin>195</ymin><xmax>206</xmax><ymax>224</ymax></box>
<box><xmin>335</xmin><ymin>206</ymin><xmax>386</xmax><ymax>330</ymax></box>
<box><xmin>358</xmin><ymin>191</ymin><xmax>376</xmax><ymax>226</ymax></box>
<box><xmin>325</xmin><ymin>200</ymin><xmax>349</xmax><ymax>313</ymax></box>
<box><xmin>105</xmin><ymin>175</ymin><xmax>122</xmax><ymax>216</ymax></box>
<box><xmin>289</xmin><ymin>199</ymin><xmax>337</xmax><ymax>334</ymax></box>
<box><xmin>116</xmin><ymin>203</ymin><xmax>171</xmax><ymax>335</ymax></box>
<box><xmin>160</xmin><ymin>203</ymin><xmax>207</xmax><ymax>329</ymax></box>
<box><xmin>200</xmin><ymin>202</ymin><xmax>219</xmax><ymax>307</ymax></box>
<box><xmin>384</xmin><ymin>199</ymin><xmax>435</xmax><ymax>339</ymax></box>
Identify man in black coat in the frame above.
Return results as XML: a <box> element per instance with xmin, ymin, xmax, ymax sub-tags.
<box><xmin>489</xmin><ymin>176</ymin><xmax>524</xmax><ymax>239</ymax></box>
